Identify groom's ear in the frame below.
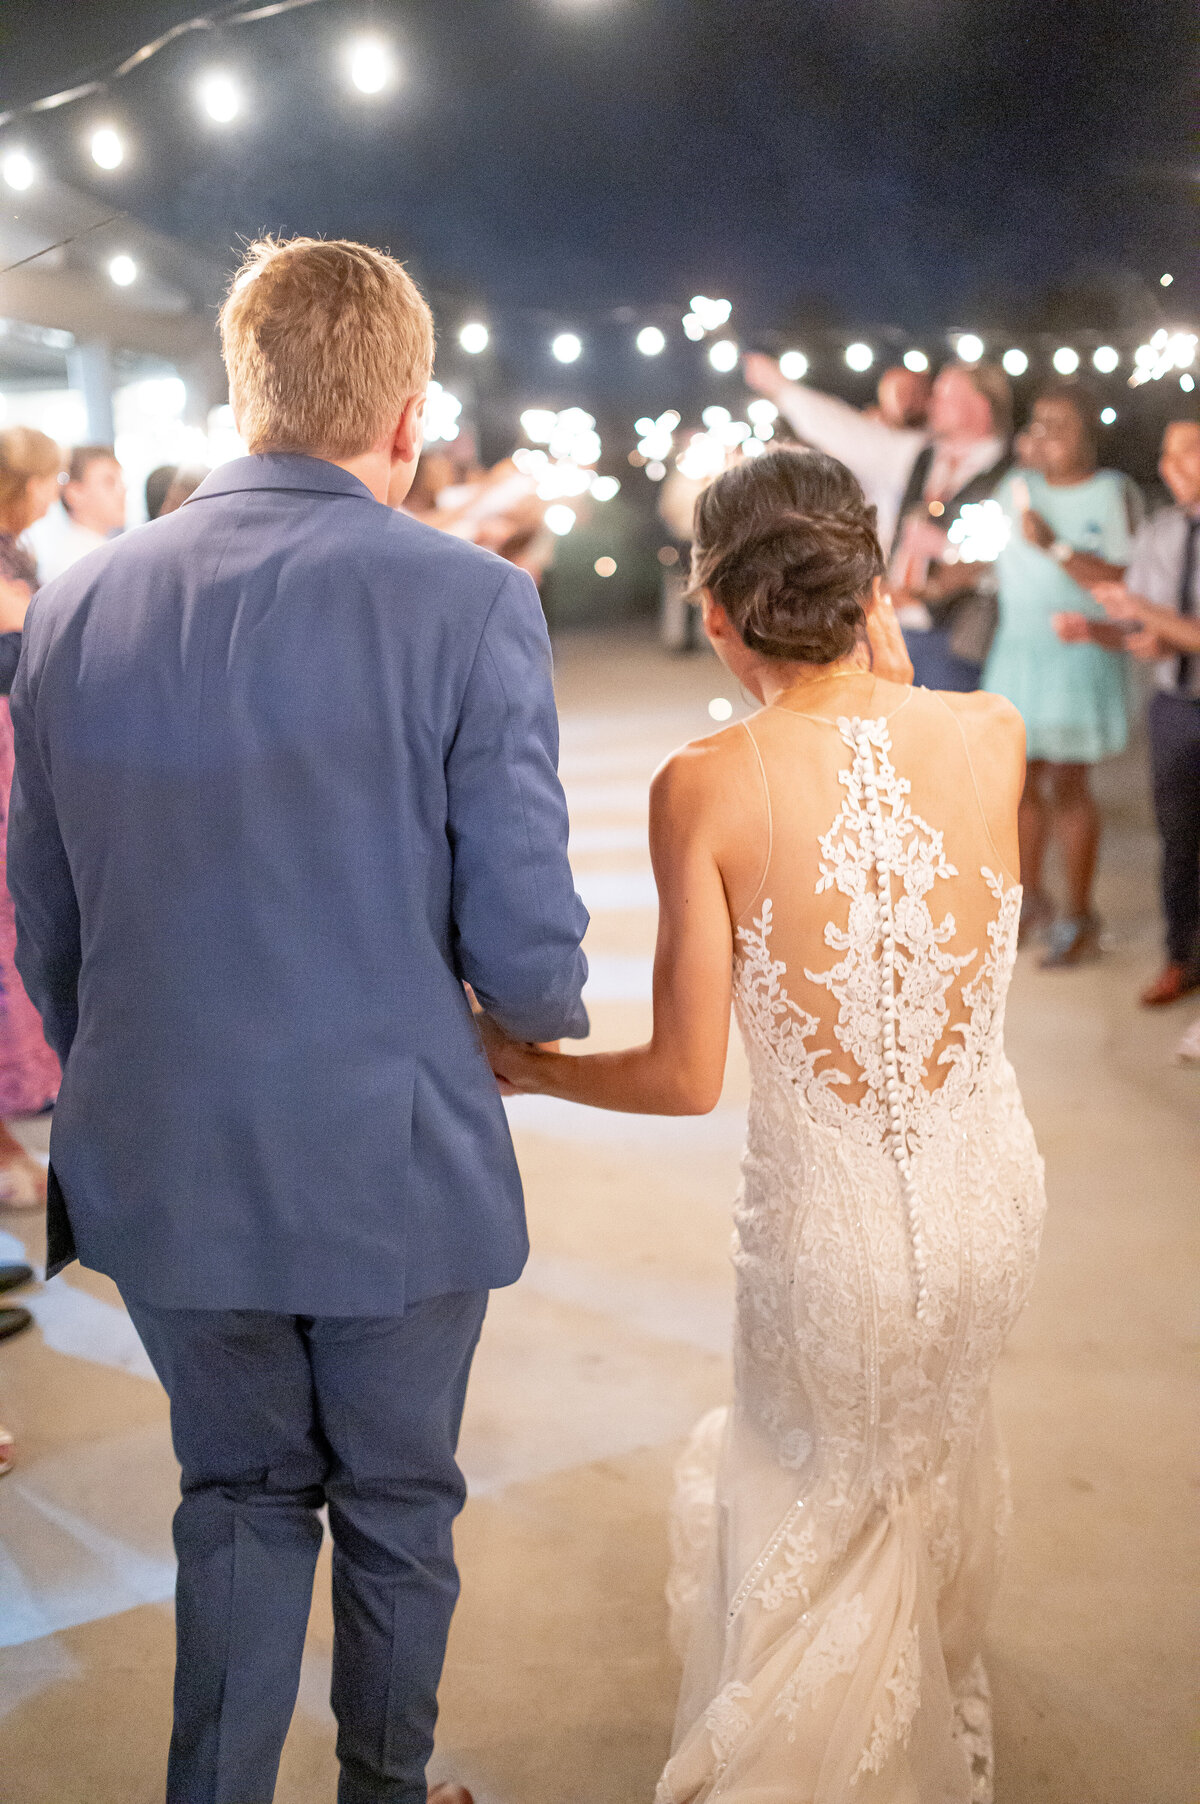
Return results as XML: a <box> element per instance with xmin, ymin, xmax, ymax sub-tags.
<box><xmin>392</xmin><ymin>391</ymin><xmax>427</xmax><ymax>468</ymax></box>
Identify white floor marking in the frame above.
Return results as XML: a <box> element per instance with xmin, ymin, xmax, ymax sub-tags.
<box><xmin>580</xmin><ymin>952</ymin><xmax>654</xmax><ymax>1001</ymax></box>
<box><xmin>574</xmin><ymin>868</ymin><xmax>659</xmax><ymax>911</ymax></box>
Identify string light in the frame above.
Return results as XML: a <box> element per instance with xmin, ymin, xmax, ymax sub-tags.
<box><xmin>779</xmin><ymin>350</ymin><xmax>808</xmax><ymax>381</ymax></box>
<box><xmin>1100</xmin><ymin>408</ymin><xmax>1117</xmax><ymax>424</ymax></box>
<box><xmin>1160</xmin><ymin>273</ymin><xmax>1173</xmax><ymax>287</ymax></box>
<box><xmin>689</xmin><ymin>296</ymin><xmax>732</xmax><ymax>332</ymax></box>
<box><xmin>708</xmin><ymin>698</ymin><xmax>733</xmax><ymax>721</ymax></box>
<box><xmin>108</xmin><ymin>253</ymin><xmax>138</xmax><ymax>286</ymax></box>
<box><xmin>1182</xmin><ymin>374</ymin><xmax>1196</xmax><ymax>393</ymax></box>
<box><xmin>544</xmin><ymin>504</ymin><xmax>576</xmax><ymax>536</ymax></box>
<box><xmin>903</xmin><ymin>350</ymin><xmax>929</xmax><ymax>372</ymax></box>
<box><xmin>198</xmin><ymin>70</ymin><xmax>241</xmax><ymax>123</ymax></box>
<box><xmin>1092</xmin><ymin>346</ymin><xmax>1119</xmax><ymax>374</ymax></box>
<box><xmin>90</xmin><ymin>125</ymin><xmax>125</xmax><ymax>169</ymax></box>
<box><xmin>590</xmin><ymin>475</ymin><xmax>620</xmax><ymax>501</ymax></box>
<box><xmin>347</xmin><ymin>35</ymin><xmax>396</xmax><ymax>95</ymax></box>
<box><xmin>1052</xmin><ymin>346</ymin><xmax>1079</xmax><ymax>374</ymax></box>
<box><xmin>552</xmin><ymin>332</ymin><xmax>582</xmax><ymax>363</ymax></box>
<box><xmin>845</xmin><ymin>342</ymin><xmax>873</xmax><ymax>372</ymax></box>
<box><xmin>1</xmin><ymin>148</ymin><xmax>35</xmax><ymax>190</ymax></box>
<box><xmin>1002</xmin><ymin>348</ymin><xmax>1028</xmax><ymax>376</ymax></box>
<box><xmin>645</xmin><ymin>461</ymin><xmax>666</xmax><ymax>481</ymax></box>
<box><xmin>636</xmin><ymin>326</ymin><xmax>665</xmax><ymax>356</ymax></box>
<box><xmin>681</xmin><ymin>312</ymin><xmax>705</xmax><ymax>342</ymax></box>
<box><xmin>955</xmin><ymin>334</ymin><xmax>984</xmax><ymax>363</ymax></box>
<box><xmin>459</xmin><ymin>321</ymin><xmax>489</xmax><ymax>354</ymax></box>
<box><xmin>708</xmin><ymin>338</ymin><xmax>738</xmax><ymax>372</ymax></box>
<box><xmin>424</xmin><ymin>380</ymin><xmax>462</xmax><ymax>443</ymax></box>
<box><xmin>594</xmin><ymin>557</ymin><xmax>617</xmax><ymax>578</ymax></box>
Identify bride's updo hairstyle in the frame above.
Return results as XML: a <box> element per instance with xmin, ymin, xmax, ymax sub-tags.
<box><xmin>690</xmin><ymin>447</ymin><xmax>885</xmax><ymax>664</ymax></box>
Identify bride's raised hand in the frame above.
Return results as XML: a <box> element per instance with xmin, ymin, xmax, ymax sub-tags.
<box><xmin>865</xmin><ymin>582</ymin><xmax>914</xmax><ymax>686</ymax></box>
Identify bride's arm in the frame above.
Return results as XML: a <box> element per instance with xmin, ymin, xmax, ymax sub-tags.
<box><xmin>479</xmin><ymin>748</ymin><xmax>734</xmax><ymax>1114</ymax></box>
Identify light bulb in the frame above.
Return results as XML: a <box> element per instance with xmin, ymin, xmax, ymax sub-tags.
<box><xmin>903</xmin><ymin>349</ymin><xmax>929</xmax><ymax>372</ymax></box>
<box><xmin>348</xmin><ymin>35</ymin><xmax>395</xmax><ymax>95</ymax></box>
<box><xmin>1</xmin><ymin>149</ymin><xmax>35</xmax><ymax>191</ymax></box>
<box><xmin>108</xmin><ymin>254</ymin><xmax>138</xmax><ymax>287</ymax></box>
<box><xmin>1001</xmin><ymin>348</ymin><xmax>1028</xmax><ymax>377</ymax></box>
<box><xmin>552</xmin><ymin>333</ymin><xmax>582</xmax><ymax>363</ymax></box>
<box><xmin>636</xmin><ymin>326</ymin><xmax>665</xmax><ymax>357</ymax></box>
<box><xmin>708</xmin><ymin>339</ymin><xmax>738</xmax><ymax>373</ymax></box>
<box><xmin>1092</xmin><ymin>346</ymin><xmax>1119</xmax><ymax>374</ymax></box>
<box><xmin>955</xmin><ymin>334</ymin><xmax>984</xmax><ymax>364</ymax></box>
<box><xmin>779</xmin><ymin>350</ymin><xmax>808</xmax><ymax>381</ymax></box>
<box><xmin>1052</xmin><ymin>346</ymin><xmax>1079</xmax><ymax>375</ymax></box>
<box><xmin>198</xmin><ymin>71</ymin><xmax>241</xmax><ymax>124</ymax></box>
<box><xmin>90</xmin><ymin>126</ymin><xmax>124</xmax><ymax>170</ymax></box>
<box><xmin>845</xmin><ymin>342</ymin><xmax>874</xmax><ymax>372</ymax></box>
<box><xmin>459</xmin><ymin>322</ymin><xmax>489</xmax><ymax>354</ymax></box>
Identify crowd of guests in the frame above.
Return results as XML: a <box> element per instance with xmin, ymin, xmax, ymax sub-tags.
<box><xmin>0</xmin><ymin>432</ymin><xmax>213</xmax><ymax>1470</ymax></box>
<box><xmin>745</xmin><ymin>353</ymin><xmax>1200</xmax><ymax>1044</ymax></box>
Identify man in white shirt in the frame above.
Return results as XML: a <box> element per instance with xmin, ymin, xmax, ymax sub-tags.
<box><xmin>744</xmin><ymin>355</ymin><xmax>1012</xmax><ymax>689</ymax></box>
<box><xmin>28</xmin><ymin>444</ymin><xmax>127</xmax><ymax>583</ymax></box>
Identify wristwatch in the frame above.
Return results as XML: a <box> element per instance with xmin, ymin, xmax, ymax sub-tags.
<box><xmin>1049</xmin><ymin>539</ymin><xmax>1074</xmax><ymax>565</ymax></box>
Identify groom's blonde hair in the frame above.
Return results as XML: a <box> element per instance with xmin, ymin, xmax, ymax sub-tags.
<box><xmin>219</xmin><ymin>236</ymin><xmax>435</xmax><ymax>460</ymax></box>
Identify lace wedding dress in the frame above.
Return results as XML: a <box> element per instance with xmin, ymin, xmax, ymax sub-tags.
<box><xmin>657</xmin><ymin>687</ymin><xmax>1045</xmax><ymax>1804</ymax></box>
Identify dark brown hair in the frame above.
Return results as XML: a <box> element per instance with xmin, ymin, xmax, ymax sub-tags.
<box><xmin>1032</xmin><ymin>379</ymin><xmax>1101</xmax><ymax>452</ymax></box>
<box><xmin>66</xmin><ymin>444</ymin><xmax>118</xmax><ymax>485</ymax></box>
<box><xmin>690</xmin><ymin>447</ymin><xmax>885</xmax><ymax>664</ymax></box>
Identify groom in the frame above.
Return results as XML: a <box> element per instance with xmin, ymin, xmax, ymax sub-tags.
<box><xmin>8</xmin><ymin>237</ymin><xmax>589</xmax><ymax>1802</ymax></box>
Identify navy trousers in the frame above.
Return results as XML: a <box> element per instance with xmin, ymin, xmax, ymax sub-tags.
<box><xmin>124</xmin><ymin>1289</ymin><xmax>489</xmax><ymax>1804</ymax></box>
<box><xmin>1148</xmin><ymin>691</ymin><xmax>1200</xmax><ymax>968</ymax></box>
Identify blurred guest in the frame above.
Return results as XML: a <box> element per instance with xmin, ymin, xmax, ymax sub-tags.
<box><xmin>145</xmin><ymin>463</ymin><xmax>178</xmax><ymax>521</ymax></box>
<box><xmin>0</xmin><ymin>428</ymin><xmax>63</xmax><ymax>1205</ymax></box>
<box><xmin>29</xmin><ymin>444</ymin><xmax>127</xmax><ymax>581</ymax></box>
<box><xmin>984</xmin><ymin>382</ymin><xmax>1141</xmax><ymax>965</ymax></box>
<box><xmin>866</xmin><ymin>365</ymin><xmax>932</xmax><ymax>431</ymax></box>
<box><xmin>160</xmin><ymin>464</ymin><xmax>210</xmax><ymax>516</ymax></box>
<box><xmin>746</xmin><ymin>354</ymin><xmax>1012</xmax><ymax>687</ymax></box>
<box><xmin>1055</xmin><ymin>417</ymin><xmax>1200</xmax><ymax>1005</ymax></box>
<box><xmin>395</xmin><ymin>451</ymin><xmax>554</xmax><ymax>584</ymax></box>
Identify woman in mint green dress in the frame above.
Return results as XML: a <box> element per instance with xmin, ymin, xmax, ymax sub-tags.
<box><xmin>984</xmin><ymin>383</ymin><xmax>1142</xmax><ymax>965</ymax></box>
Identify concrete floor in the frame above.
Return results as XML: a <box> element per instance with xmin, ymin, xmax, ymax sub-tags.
<box><xmin>0</xmin><ymin>630</ymin><xmax>1195</xmax><ymax>1803</ymax></box>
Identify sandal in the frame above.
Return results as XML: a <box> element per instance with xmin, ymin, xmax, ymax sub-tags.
<box><xmin>1039</xmin><ymin>912</ymin><xmax>1102</xmax><ymax>969</ymax></box>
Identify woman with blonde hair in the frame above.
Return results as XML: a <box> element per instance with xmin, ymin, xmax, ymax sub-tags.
<box><xmin>0</xmin><ymin>426</ymin><xmax>66</xmax><ymax>1207</ymax></box>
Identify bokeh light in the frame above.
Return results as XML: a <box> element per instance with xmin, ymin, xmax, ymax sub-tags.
<box><xmin>955</xmin><ymin>334</ymin><xmax>984</xmax><ymax>363</ymax></box>
<box><xmin>903</xmin><ymin>349</ymin><xmax>929</xmax><ymax>372</ymax></box>
<box><xmin>1052</xmin><ymin>346</ymin><xmax>1080</xmax><ymax>374</ymax></box>
<box><xmin>459</xmin><ymin>322</ymin><xmax>489</xmax><ymax>354</ymax></box>
<box><xmin>1001</xmin><ymin>348</ymin><xmax>1028</xmax><ymax>376</ymax></box>
<box><xmin>198</xmin><ymin>71</ymin><xmax>241</xmax><ymax>123</ymax></box>
<box><xmin>779</xmin><ymin>350</ymin><xmax>808</xmax><ymax>381</ymax></box>
<box><xmin>845</xmin><ymin>342</ymin><xmax>874</xmax><ymax>372</ymax></box>
<box><xmin>1</xmin><ymin>149</ymin><xmax>35</xmax><ymax>191</ymax></box>
<box><xmin>108</xmin><ymin>254</ymin><xmax>138</xmax><ymax>287</ymax></box>
<box><xmin>90</xmin><ymin>126</ymin><xmax>125</xmax><ymax>169</ymax></box>
<box><xmin>552</xmin><ymin>332</ymin><xmax>582</xmax><ymax>363</ymax></box>
<box><xmin>636</xmin><ymin>326</ymin><xmax>666</xmax><ymax>356</ymax></box>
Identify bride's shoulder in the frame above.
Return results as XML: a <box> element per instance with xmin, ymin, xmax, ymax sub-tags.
<box><xmin>650</xmin><ymin>720</ymin><xmax>759</xmax><ymax>821</ymax></box>
<box><xmin>932</xmin><ymin>687</ymin><xmax>1026</xmax><ymax>784</ymax></box>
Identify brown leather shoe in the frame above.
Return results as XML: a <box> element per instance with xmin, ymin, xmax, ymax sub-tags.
<box><xmin>1140</xmin><ymin>962</ymin><xmax>1200</xmax><ymax>1007</ymax></box>
<box><xmin>428</xmin><ymin>1788</ymin><xmax>474</xmax><ymax>1804</ymax></box>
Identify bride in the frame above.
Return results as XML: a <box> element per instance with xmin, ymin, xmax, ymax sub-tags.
<box><xmin>481</xmin><ymin>447</ymin><xmax>1046</xmax><ymax>1803</ymax></box>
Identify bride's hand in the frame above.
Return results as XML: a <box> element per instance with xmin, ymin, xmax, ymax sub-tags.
<box><xmin>476</xmin><ymin>1013</ymin><xmax>551</xmax><ymax>1096</ymax></box>
<box><xmin>865</xmin><ymin>586</ymin><xmax>914</xmax><ymax>685</ymax></box>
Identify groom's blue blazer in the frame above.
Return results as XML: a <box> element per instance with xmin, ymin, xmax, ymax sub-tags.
<box><xmin>9</xmin><ymin>455</ymin><xmax>589</xmax><ymax>1314</ymax></box>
